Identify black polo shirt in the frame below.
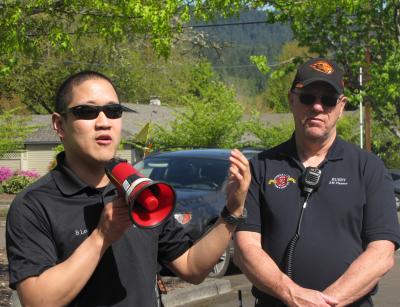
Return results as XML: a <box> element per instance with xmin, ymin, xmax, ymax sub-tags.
<box><xmin>6</xmin><ymin>152</ymin><xmax>192</xmax><ymax>307</ymax></box>
<box><xmin>237</xmin><ymin>136</ymin><xmax>400</xmax><ymax>306</ymax></box>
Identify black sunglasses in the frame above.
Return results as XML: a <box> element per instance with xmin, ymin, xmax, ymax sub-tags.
<box><xmin>293</xmin><ymin>91</ymin><xmax>339</xmax><ymax>107</ymax></box>
<box><xmin>63</xmin><ymin>104</ymin><xmax>123</xmax><ymax>120</ymax></box>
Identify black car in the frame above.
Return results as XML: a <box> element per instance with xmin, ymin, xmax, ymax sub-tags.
<box><xmin>389</xmin><ymin>169</ymin><xmax>400</xmax><ymax>211</ymax></box>
<box><xmin>133</xmin><ymin>148</ymin><xmax>259</xmax><ymax>277</ymax></box>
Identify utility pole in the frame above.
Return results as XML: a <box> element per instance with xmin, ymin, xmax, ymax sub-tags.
<box><xmin>364</xmin><ymin>49</ymin><xmax>372</xmax><ymax>152</ymax></box>
<box><xmin>359</xmin><ymin>67</ymin><xmax>363</xmax><ymax>149</ymax></box>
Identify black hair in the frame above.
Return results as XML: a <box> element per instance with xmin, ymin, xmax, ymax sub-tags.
<box><xmin>54</xmin><ymin>70</ymin><xmax>119</xmax><ymax>113</ymax></box>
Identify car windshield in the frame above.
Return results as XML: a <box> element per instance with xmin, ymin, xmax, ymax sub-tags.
<box><xmin>134</xmin><ymin>157</ymin><xmax>230</xmax><ymax>191</ymax></box>
<box><xmin>391</xmin><ymin>172</ymin><xmax>400</xmax><ymax>181</ymax></box>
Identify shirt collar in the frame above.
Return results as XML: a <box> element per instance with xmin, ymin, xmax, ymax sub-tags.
<box><xmin>52</xmin><ymin>152</ymin><xmax>115</xmax><ymax>196</ymax></box>
<box><xmin>278</xmin><ymin>133</ymin><xmax>345</xmax><ymax>162</ymax></box>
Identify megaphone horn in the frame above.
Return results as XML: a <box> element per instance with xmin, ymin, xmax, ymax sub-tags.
<box><xmin>105</xmin><ymin>158</ymin><xmax>176</xmax><ymax>228</ymax></box>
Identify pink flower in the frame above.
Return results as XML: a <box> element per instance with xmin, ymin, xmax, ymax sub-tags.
<box><xmin>0</xmin><ymin>167</ymin><xmax>13</xmax><ymax>182</ymax></box>
<box><xmin>13</xmin><ymin>169</ymin><xmax>40</xmax><ymax>179</ymax></box>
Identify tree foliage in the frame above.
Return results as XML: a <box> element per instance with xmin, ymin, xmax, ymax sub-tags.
<box><xmin>261</xmin><ymin>41</ymin><xmax>310</xmax><ymax>112</ymax></box>
<box><xmin>151</xmin><ymin>62</ymin><xmax>246</xmax><ymax>149</ymax></box>
<box><xmin>0</xmin><ymin>0</ymin><xmax>257</xmax><ymax>75</ymax></box>
<box><xmin>197</xmin><ymin>9</ymin><xmax>292</xmax><ymax>96</ymax></box>
<box><xmin>1</xmin><ymin>36</ymin><xmax>200</xmax><ymax>113</ymax></box>
<box><xmin>264</xmin><ymin>0</ymin><xmax>400</xmax><ymax>142</ymax></box>
<box><xmin>245</xmin><ymin>114</ymin><xmax>294</xmax><ymax>149</ymax></box>
<box><xmin>0</xmin><ymin>108</ymin><xmax>37</xmax><ymax>157</ymax></box>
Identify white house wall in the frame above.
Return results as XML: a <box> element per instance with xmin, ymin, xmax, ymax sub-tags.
<box><xmin>26</xmin><ymin>144</ymin><xmax>55</xmax><ymax>176</ymax></box>
<box><xmin>0</xmin><ymin>144</ymin><xmax>137</xmax><ymax>177</ymax></box>
<box><xmin>26</xmin><ymin>145</ymin><xmax>136</xmax><ymax>177</ymax></box>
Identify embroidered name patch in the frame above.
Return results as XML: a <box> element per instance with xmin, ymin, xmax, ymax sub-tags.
<box><xmin>328</xmin><ymin>177</ymin><xmax>348</xmax><ymax>185</ymax></box>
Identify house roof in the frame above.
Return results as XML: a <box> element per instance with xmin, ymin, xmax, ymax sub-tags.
<box><xmin>24</xmin><ymin>104</ymin><xmax>176</xmax><ymax>145</ymax></box>
<box><xmin>23</xmin><ymin>104</ymin><xmax>300</xmax><ymax>145</ymax></box>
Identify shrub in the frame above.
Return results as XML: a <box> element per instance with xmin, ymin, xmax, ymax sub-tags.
<box><xmin>14</xmin><ymin>169</ymin><xmax>40</xmax><ymax>180</ymax></box>
<box><xmin>0</xmin><ymin>166</ymin><xmax>13</xmax><ymax>182</ymax></box>
<box><xmin>2</xmin><ymin>176</ymin><xmax>34</xmax><ymax>194</ymax></box>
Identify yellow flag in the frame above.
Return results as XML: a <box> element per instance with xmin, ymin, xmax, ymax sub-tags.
<box><xmin>135</xmin><ymin>122</ymin><xmax>150</xmax><ymax>145</ymax></box>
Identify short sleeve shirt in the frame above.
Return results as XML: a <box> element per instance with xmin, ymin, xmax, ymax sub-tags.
<box><xmin>6</xmin><ymin>153</ymin><xmax>193</xmax><ymax>307</ymax></box>
<box><xmin>237</xmin><ymin>136</ymin><xmax>400</xmax><ymax>305</ymax></box>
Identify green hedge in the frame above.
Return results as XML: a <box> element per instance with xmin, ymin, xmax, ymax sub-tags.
<box><xmin>2</xmin><ymin>176</ymin><xmax>34</xmax><ymax>194</ymax></box>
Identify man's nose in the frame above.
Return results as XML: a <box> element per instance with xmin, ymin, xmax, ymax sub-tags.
<box><xmin>311</xmin><ymin>97</ymin><xmax>325</xmax><ymax>110</ymax></box>
<box><xmin>95</xmin><ymin>111</ymin><xmax>112</xmax><ymax>127</ymax></box>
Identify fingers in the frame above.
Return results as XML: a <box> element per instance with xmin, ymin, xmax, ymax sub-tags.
<box><xmin>229</xmin><ymin>149</ymin><xmax>250</xmax><ymax>181</ymax></box>
<box><xmin>104</xmin><ymin>198</ymin><xmax>131</xmax><ymax>223</ymax></box>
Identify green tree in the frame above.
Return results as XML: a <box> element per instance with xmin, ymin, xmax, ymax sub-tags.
<box><xmin>264</xmin><ymin>0</ymin><xmax>399</xmax><ymax>144</ymax></box>
<box><xmin>0</xmin><ymin>108</ymin><xmax>37</xmax><ymax>157</ymax></box>
<box><xmin>261</xmin><ymin>41</ymin><xmax>310</xmax><ymax>112</ymax></box>
<box><xmin>150</xmin><ymin>62</ymin><xmax>246</xmax><ymax>149</ymax></box>
<box><xmin>336</xmin><ymin>112</ymin><xmax>360</xmax><ymax>145</ymax></box>
<box><xmin>1</xmin><ymin>37</ymin><xmax>199</xmax><ymax>113</ymax></box>
<box><xmin>244</xmin><ymin>114</ymin><xmax>294</xmax><ymax>149</ymax></box>
<box><xmin>0</xmin><ymin>1</ymin><xmax>256</xmax><ymax>75</ymax></box>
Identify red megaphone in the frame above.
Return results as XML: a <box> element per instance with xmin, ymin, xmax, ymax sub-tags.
<box><xmin>105</xmin><ymin>158</ymin><xmax>176</xmax><ymax>228</ymax></box>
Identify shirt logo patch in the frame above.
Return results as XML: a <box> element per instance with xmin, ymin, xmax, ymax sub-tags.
<box><xmin>329</xmin><ymin>177</ymin><xmax>348</xmax><ymax>185</ymax></box>
<box><xmin>268</xmin><ymin>174</ymin><xmax>296</xmax><ymax>189</ymax></box>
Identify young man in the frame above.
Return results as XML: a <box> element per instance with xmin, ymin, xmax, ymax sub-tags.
<box><xmin>234</xmin><ymin>58</ymin><xmax>400</xmax><ymax>307</ymax></box>
<box><xmin>6</xmin><ymin>71</ymin><xmax>250</xmax><ymax>307</ymax></box>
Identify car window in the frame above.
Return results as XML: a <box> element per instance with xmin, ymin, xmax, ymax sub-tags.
<box><xmin>391</xmin><ymin>173</ymin><xmax>400</xmax><ymax>181</ymax></box>
<box><xmin>135</xmin><ymin>157</ymin><xmax>230</xmax><ymax>191</ymax></box>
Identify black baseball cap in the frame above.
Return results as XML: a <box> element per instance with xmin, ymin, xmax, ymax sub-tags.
<box><xmin>291</xmin><ymin>58</ymin><xmax>344</xmax><ymax>94</ymax></box>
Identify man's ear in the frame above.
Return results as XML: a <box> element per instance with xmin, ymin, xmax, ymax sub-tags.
<box><xmin>52</xmin><ymin>113</ymin><xmax>65</xmax><ymax>140</ymax></box>
<box><xmin>338</xmin><ymin>96</ymin><xmax>347</xmax><ymax>118</ymax></box>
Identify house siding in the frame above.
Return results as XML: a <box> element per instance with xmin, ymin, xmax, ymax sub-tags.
<box><xmin>22</xmin><ymin>145</ymin><xmax>137</xmax><ymax>177</ymax></box>
<box><xmin>26</xmin><ymin>144</ymin><xmax>55</xmax><ymax>175</ymax></box>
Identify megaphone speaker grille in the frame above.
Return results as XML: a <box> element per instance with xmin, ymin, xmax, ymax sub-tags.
<box><xmin>130</xmin><ymin>182</ymin><xmax>176</xmax><ymax>228</ymax></box>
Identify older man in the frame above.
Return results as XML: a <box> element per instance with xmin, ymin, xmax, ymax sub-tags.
<box><xmin>234</xmin><ymin>58</ymin><xmax>400</xmax><ymax>307</ymax></box>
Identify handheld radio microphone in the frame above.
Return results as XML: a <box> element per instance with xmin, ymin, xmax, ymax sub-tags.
<box><xmin>105</xmin><ymin>158</ymin><xmax>176</xmax><ymax>228</ymax></box>
<box><xmin>301</xmin><ymin>167</ymin><xmax>322</xmax><ymax>195</ymax></box>
<box><xmin>285</xmin><ymin>167</ymin><xmax>322</xmax><ymax>278</ymax></box>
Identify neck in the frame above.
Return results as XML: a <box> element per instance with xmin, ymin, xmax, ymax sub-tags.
<box><xmin>65</xmin><ymin>154</ymin><xmax>110</xmax><ymax>188</ymax></box>
<box><xmin>295</xmin><ymin>133</ymin><xmax>336</xmax><ymax>168</ymax></box>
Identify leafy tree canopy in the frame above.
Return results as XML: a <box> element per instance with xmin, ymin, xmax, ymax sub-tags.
<box><xmin>264</xmin><ymin>0</ymin><xmax>400</xmax><ymax>141</ymax></box>
<box><xmin>260</xmin><ymin>41</ymin><xmax>311</xmax><ymax>113</ymax></box>
<box><xmin>0</xmin><ymin>0</ymin><xmax>256</xmax><ymax>75</ymax></box>
<box><xmin>1</xmin><ymin>36</ymin><xmax>200</xmax><ymax>113</ymax></box>
<box><xmin>0</xmin><ymin>108</ymin><xmax>38</xmax><ymax>157</ymax></box>
<box><xmin>150</xmin><ymin>62</ymin><xmax>246</xmax><ymax>149</ymax></box>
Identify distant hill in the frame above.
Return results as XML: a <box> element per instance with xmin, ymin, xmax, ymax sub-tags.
<box><xmin>193</xmin><ymin>9</ymin><xmax>292</xmax><ymax>95</ymax></box>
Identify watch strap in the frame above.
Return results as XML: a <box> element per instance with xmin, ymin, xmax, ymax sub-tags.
<box><xmin>220</xmin><ymin>206</ymin><xmax>247</xmax><ymax>226</ymax></box>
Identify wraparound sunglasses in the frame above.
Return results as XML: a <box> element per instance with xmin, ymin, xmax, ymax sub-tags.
<box><xmin>62</xmin><ymin>104</ymin><xmax>123</xmax><ymax>120</ymax></box>
<box><xmin>292</xmin><ymin>90</ymin><xmax>340</xmax><ymax>107</ymax></box>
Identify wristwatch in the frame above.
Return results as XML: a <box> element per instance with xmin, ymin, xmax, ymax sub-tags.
<box><xmin>220</xmin><ymin>206</ymin><xmax>247</xmax><ymax>226</ymax></box>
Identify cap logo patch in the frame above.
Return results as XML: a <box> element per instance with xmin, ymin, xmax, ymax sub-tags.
<box><xmin>268</xmin><ymin>174</ymin><xmax>296</xmax><ymax>190</ymax></box>
<box><xmin>310</xmin><ymin>61</ymin><xmax>334</xmax><ymax>74</ymax></box>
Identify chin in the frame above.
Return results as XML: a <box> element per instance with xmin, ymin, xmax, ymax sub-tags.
<box><xmin>93</xmin><ymin>150</ymin><xmax>117</xmax><ymax>164</ymax></box>
<box><xmin>305</xmin><ymin>130</ymin><xmax>328</xmax><ymax>141</ymax></box>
